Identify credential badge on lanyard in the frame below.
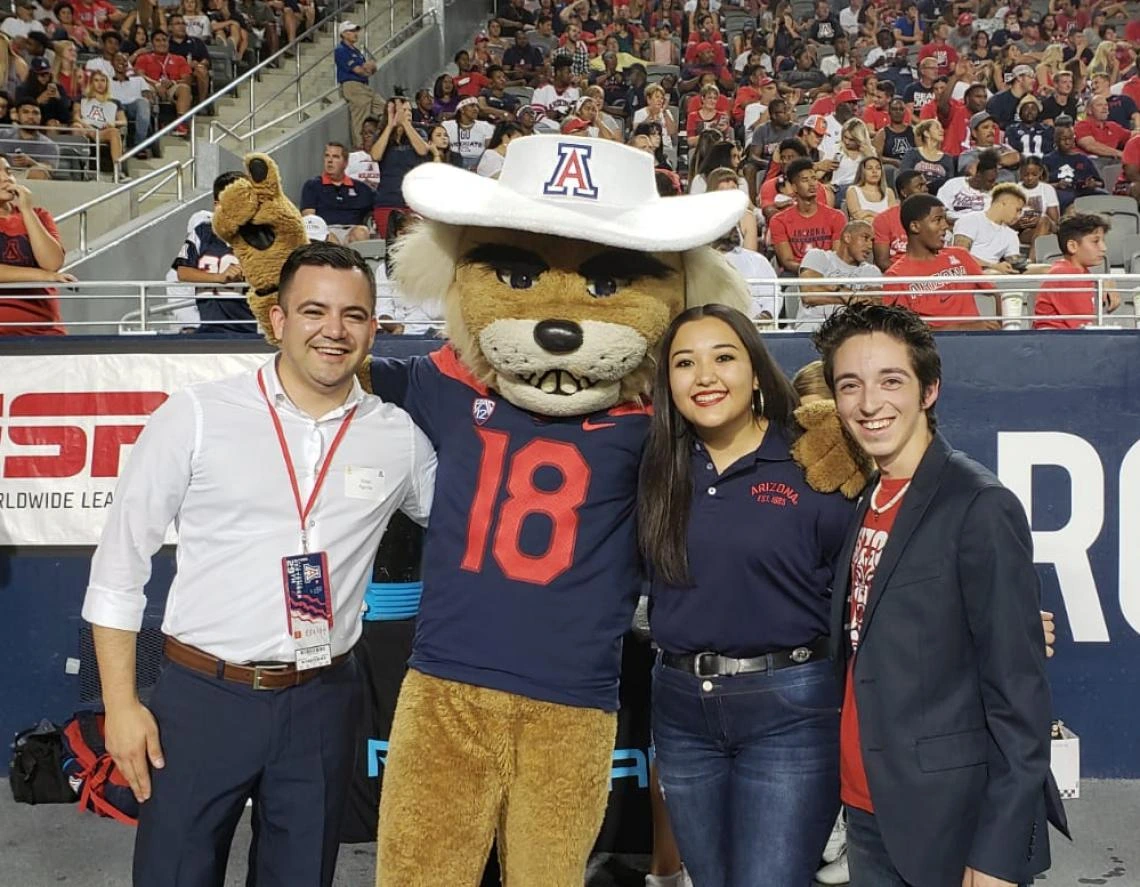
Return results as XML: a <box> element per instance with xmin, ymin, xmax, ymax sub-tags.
<box><xmin>258</xmin><ymin>368</ymin><xmax>358</xmax><ymax>670</ymax></box>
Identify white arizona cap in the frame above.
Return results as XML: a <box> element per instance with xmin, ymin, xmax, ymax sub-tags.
<box><xmin>400</xmin><ymin>135</ymin><xmax>746</xmax><ymax>252</ymax></box>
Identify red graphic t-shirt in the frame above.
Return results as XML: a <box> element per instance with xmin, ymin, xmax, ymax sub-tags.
<box><xmin>769</xmin><ymin>204</ymin><xmax>847</xmax><ymax>263</ymax></box>
<box><xmin>871</xmin><ymin>205</ymin><xmax>907</xmax><ymax>265</ymax></box>
<box><xmin>885</xmin><ymin>247</ymin><xmax>993</xmax><ymax>326</ymax></box>
<box><xmin>1033</xmin><ymin>258</ymin><xmax>1098</xmax><ymax>329</ymax></box>
<box><xmin>840</xmin><ymin>476</ymin><xmax>910</xmax><ymax>813</ymax></box>
<box><xmin>0</xmin><ymin>207</ymin><xmax>64</xmax><ymax>336</ymax></box>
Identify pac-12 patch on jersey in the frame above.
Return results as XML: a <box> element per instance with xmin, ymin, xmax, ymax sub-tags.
<box><xmin>472</xmin><ymin>397</ymin><xmax>496</xmax><ymax>425</ymax></box>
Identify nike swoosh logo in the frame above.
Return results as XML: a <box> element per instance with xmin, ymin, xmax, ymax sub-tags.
<box><xmin>582</xmin><ymin>418</ymin><xmax>616</xmax><ymax>432</ymax></box>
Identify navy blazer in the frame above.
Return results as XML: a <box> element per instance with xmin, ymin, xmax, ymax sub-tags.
<box><xmin>830</xmin><ymin>432</ymin><xmax>1068</xmax><ymax>887</ymax></box>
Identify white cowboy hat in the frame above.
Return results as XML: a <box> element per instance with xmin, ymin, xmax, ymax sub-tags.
<box><xmin>400</xmin><ymin>135</ymin><xmax>746</xmax><ymax>252</ymax></box>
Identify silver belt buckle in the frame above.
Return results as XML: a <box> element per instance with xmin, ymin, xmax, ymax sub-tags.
<box><xmin>694</xmin><ymin>652</ymin><xmax>719</xmax><ymax>677</ymax></box>
<box><xmin>790</xmin><ymin>646</ymin><xmax>812</xmax><ymax>664</ymax></box>
<box><xmin>251</xmin><ymin>664</ymin><xmax>290</xmax><ymax>690</ymax></box>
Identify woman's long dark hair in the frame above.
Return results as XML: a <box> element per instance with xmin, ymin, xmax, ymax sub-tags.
<box><xmin>638</xmin><ymin>304</ymin><xmax>799</xmax><ymax>586</ymax></box>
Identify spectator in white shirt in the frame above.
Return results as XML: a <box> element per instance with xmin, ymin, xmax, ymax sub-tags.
<box><xmin>937</xmin><ymin>148</ymin><xmax>1000</xmax><ymax>221</ymax></box>
<box><xmin>442</xmin><ymin>96</ymin><xmax>495</xmax><ymax>170</ymax></box>
<box><xmin>713</xmin><ymin>226</ymin><xmax>781</xmax><ymax>323</ymax></box>
<box><xmin>476</xmin><ymin>121</ymin><xmax>524</xmax><ymax>178</ymax></box>
<box><xmin>82</xmin><ymin>241</ymin><xmax>435</xmax><ymax>887</ymax></box>
<box><xmin>108</xmin><ymin>51</ymin><xmax>153</xmax><ymax>151</ymax></box>
<box><xmin>345</xmin><ymin>115</ymin><xmax>382</xmax><ymax>190</ymax></box>
<box><xmin>839</xmin><ymin>0</ymin><xmax>864</xmax><ymax>39</ymax></box>
<box><xmin>796</xmin><ymin>219</ymin><xmax>879</xmax><ymax>330</ymax></box>
<box><xmin>951</xmin><ymin>182</ymin><xmax>1026</xmax><ymax>273</ymax></box>
<box><xmin>1</xmin><ymin>0</ymin><xmax>47</xmax><ymax>53</ymax></box>
<box><xmin>1015</xmin><ymin>155</ymin><xmax>1060</xmax><ymax>258</ymax></box>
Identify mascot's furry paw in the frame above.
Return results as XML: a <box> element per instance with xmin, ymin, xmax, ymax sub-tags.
<box><xmin>791</xmin><ymin>400</ymin><xmax>872</xmax><ymax>500</ymax></box>
<box><xmin>212</xmin><ymin>153</ymin><xmax>308</xmax><ymax>347</ymax></box>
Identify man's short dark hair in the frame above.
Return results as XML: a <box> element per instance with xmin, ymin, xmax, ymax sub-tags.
<box><xmin>362</xmin><ymin>115</ymin><xmax>380</xmax><ymax>127</ymax></box>
<box><xmin>768</xmin><ymin>96</ymin><xmax>787</xmax><ymax>113</ymax></box>
<box><xmin>325</xmin><ymin>141</ymin><xmax>348</xmax><ymax>157</ymax></box>
<box><xmin>879</xmin><ymin>80</ymin><xmax>896</xmax><ymax>97</ymax></box>
<box><xmin>786</xmin><ymin>157</ymin><xmax>815</xmax><ymax>182</ymax></box>
<box><xmin>1020</xmin><ymin>155</ymin><xmax>1045</xmax><ymax>173</ymax></box>
<box><xmin>487</xmin><ymin>64</ymin><xmax>503</xmax><ymax>78</ymax></box>
<box><xmin>1058</xmin><ymin>212</ymin><xmax>1110</xmax><ymax>257</ymax></box>
<box><xmin>15</xmin><ymin>98</ymin><xmax>39</xmax><ymax>111</ymax></box>
<box><xmin>454</xmin><ymin>49</ymin><xmax>469</xmax><ymax>63</ymax></box>
<box><xmin>552</xmin><ymin>55</ymin><xmax>573</xmax><ymax>71</ymax></box>
<box><xmin>894</xmin><ymin>169</ymin><xmax>925</xmax><ymax>196</ymax></box>
<box><xmin>151</xmin><ymin>28</ymin><xmax>168</xmax><ymax>39</ymax></box>
<box><xmin>777</xmin><ymin>136</ymin><xmax>809</xmax><ymax>157</ymax></box>
<box><xmin>813</xmin><ymin>302</ymin><xmax>941</xmax><ymax>430</ymax></box>
<box><xmin>212</xmin><ymin>170</ymin><xmax>244</xmax><ymax>202</ymax></box>
<box><xmin>101</xmin><ymin>30</ymin><xmax>120</xmax><ymax>42</ymax></box>
<box><xmin>279</xmin><ymin>242</ymin><xmax>376</xmax><ymax>311</ymax></box>
<box><xmin>900</xmin><ymin>192</ymin><xmax>944</xmax><ymax>232</ymax></box>
<box><xmin>975</xmin><ymin>148</ymin><xmax>1000</xmax><ymax>174</ymax></box>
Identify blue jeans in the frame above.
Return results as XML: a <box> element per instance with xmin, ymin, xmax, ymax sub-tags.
<box><xmin>847</xmin><ymin>806</ymin><xmax>1030</xmax><ymax>887</ymax></box>
<box><xmin>651</xmin><ymin>656</ymin><xmax>841</xmax><ymax>887</ymax></box>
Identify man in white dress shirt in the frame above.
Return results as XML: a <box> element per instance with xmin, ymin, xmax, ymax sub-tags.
<box><xmin>82</xmin><ymin>241</ymin><xmax>436</xmax><ymax>887</ymax></box>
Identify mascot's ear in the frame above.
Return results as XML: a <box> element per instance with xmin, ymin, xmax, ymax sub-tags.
<box><xmin>391</xmin><ymin>219</ymin><xmax>464</xmax><ymax>304</ymax></box>
<box><xmin>681</xmin><ymin>246</ymin><xmax>751</xmax><ymax>315</ymax></box>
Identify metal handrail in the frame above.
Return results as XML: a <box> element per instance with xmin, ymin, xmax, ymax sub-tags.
<box><xmin>111</xmin><ymin>0</ymin><xmax>373</xmax><ymax>180</ymax></box>
<box><xmin>209</xmin><ymin>3</ymin><xmax>429</xmax><ymax>150</ymax></box>
<box><xmin>0</xmin><ymin>274</ymin><xmax>1135</xmax><ymax>335</ymax></box>
<box><xmin>55</xmin><ymin>160</ymin><xmax>185</xmax><ymax>253</ymax></box>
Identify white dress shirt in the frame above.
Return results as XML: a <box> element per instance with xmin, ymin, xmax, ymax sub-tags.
<box><xmin>83</xmin><ymin>359</ymin><xmax>436</xmax><ymax>663</ymax></box>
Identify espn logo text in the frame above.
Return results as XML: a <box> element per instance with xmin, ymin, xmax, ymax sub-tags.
<box><xmin>0</xmin><ymin>391</ymin><xmax>167</xmax><ymax>479</ymax></box>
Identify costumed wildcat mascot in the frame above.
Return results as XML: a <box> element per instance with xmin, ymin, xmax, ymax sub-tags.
<box><xmin>212</xmin><ymin>140</ymin><xmax>868</xmax><ymax>887</ymax></box>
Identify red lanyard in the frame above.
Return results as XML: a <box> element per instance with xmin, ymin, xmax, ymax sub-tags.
<box><xmin>257</xmin><ymin>367</ymin><xmax>358</xmax><ymax>552</ymax></box>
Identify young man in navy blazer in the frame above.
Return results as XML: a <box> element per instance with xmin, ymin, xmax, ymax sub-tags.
<box><xmin>812</xmin><ymin>296</ymin><xmax>1066</xmax><ymax>887</ymax></box>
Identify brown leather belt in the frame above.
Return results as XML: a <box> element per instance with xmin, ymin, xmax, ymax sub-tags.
<box><xmin>163</xmin><ymin>636</ymin><xmax>349</xmax><ymax>690</ymax></box>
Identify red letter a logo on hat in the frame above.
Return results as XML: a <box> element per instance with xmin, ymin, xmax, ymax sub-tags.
<box><xmin>543</xmin><ymin>142</ymin><xmax>599</xmax><ymax>199</ymax></box>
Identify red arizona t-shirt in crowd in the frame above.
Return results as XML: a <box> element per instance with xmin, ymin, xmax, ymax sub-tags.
<box><xmin>885</xmin><ymin>246</ymin><xmax>992</xmax><ymax>326</ymax></box>
<box><xmin>0</xmin><ymin>207</ymin><xmax>65</xmax><ymax>336</ymax></box>
<box><xmin>872</xmin><ymin>204</ymin><xmax>908</xmax><ymax>266</ymax></box>
<box><xmin>769</xmin><ymin>204</ymin><xmax>847</xmax><ymax>263</ymax></box>
<box><xmin>1033</xmin><ymin>258</ymin><xmax>1099</xmax><ymax>329</ymax></box>
<box><xmin>840</xmin><ymin>476</ymin><xmax>911</xmax><ymax>813</ymax></box>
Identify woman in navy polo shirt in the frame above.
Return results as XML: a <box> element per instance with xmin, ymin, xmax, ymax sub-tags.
<box><xmin>638</xmin><ymin>304</ymin><xmax>854</xmax><ymax>887</ymax></box>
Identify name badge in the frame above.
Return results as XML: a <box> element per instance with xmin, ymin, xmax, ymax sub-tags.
<box><xmin>282</xmin><ymin>551</ymin><xmax>333</xmax><ymax>670</ymax></box>
<box><xmin>345</xmin><ymin>465</ymin><xmax>385</xmax><ymax>500</ymax></box>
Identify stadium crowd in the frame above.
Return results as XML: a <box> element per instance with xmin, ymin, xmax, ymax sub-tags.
<box><xmin>1</xmin><ymin>0</ymin><xmax>1136</xmax><ymax>336</ymax></box>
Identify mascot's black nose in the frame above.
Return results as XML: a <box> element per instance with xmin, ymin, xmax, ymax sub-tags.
<box><xmin>248</xmin><ymin>157</ymin><xmax>269</xmax><ymax>183</ymax></box>
<box><xmin>534</xmin><ymin>320</ymin><xmax>583</xmax><ymax>354</ymax></box>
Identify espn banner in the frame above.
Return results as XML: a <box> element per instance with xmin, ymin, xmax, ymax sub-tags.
<box><xmin>0</xmin><ymin>352</ymin><xmax>265</xmax><ymax>546</ymax></box>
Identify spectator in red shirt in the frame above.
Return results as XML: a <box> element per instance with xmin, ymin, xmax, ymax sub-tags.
<box><xmin>0</xmin><ymin>156</ymin><xmax>75</xmax><ymax>336</ymax></box>
<box><xmin>1114</xmin><ymin>131</ymin><xmax>1140</xmax><ymax>201</ymax></box>
<box><xmin>732</xmin><ymin>66</ymin><xmax>777</xmax><ymax>126</ymax></box>
<box><xmin>872</xmin><ymin>168</ymin><xmax>928</xmax><ymax>270</ymax></box>
<box><xmin>1074</xmin><ymin>96</ymin><xmax>1130</xmax><ymax>160</ymax></box>
<box><xmin>1034</xmin><ymin>212</ymin><xmax>1118</xmax><ymax>328</ymax></box>
<box><xmin>453</xmin><ymin>49</ymin><xmax>492</xmax><ymax>97</ymax></box>
<box><xmin>71</xmin><ymin>0</ymin><xmax>124</xmax><ymax>31</ymax></box>
<box><xmin>758</xmin><ymin>137</ymin><xmax>836</xmax><ymax>222</ymax></box>
<box><xmin>133</xmin><ymin>30</ymin><xmax>193</xmax><ymax>126</ymax></box>
<box><xmin>884</xmin><ymin>193</ymin><xmax>999</xmax><ymax>329</ymax></box>
<box><xmin>919</xmin><ymin>61</ymin><xmax>987</xmax><ymax>157</ymax></box>
<box><xmin>686</xmin><ymin>83</ymin><xmax>732</xmax><ymax>139</ymax></box>
<box><xmin>770</xmin><ymin>157</ymin><xmax>847</xmax><ymax>274</ymax></box>
<box><xmin>678</xmin><ymin>43</ymin><xmax>734</xmax><ymax>96</ymax></box>
<box><xmin>916</xmin><ymin>21</ymin><xmax>958</xmax><ymax>77</ymax></box>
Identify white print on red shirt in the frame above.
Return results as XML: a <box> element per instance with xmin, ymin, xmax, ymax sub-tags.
<box><xmin>849</xmin><ymin>526</ymin><xmax>889</xmax><ymax>652</ymax></box>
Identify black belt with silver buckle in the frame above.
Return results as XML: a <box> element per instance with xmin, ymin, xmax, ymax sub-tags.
<box><xmin>662</xmin><ymin>636</ymin><xmax>829</xmax><ymax>678</ymax></box>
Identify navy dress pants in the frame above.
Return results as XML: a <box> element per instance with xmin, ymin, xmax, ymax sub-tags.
<box><xmin>133</xmin><ymin>656</ymin><xmax>361</xmax><ymax>887</ymax></box>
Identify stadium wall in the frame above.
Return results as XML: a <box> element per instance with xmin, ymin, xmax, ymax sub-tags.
<box><xmin>0</xmin><ymin>332</ymin><xmax>1137</xmax><ymax>780</ymax></box>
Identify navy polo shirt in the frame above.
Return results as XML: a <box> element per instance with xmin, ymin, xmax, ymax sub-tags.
<box><xmin>299</xmin><ymin>173</ymin><xmax>374</xmax><ymax>226</ymax></box>
<box><xmin>334</xmin><ymin>41</ymin><xmax>368</xmax><ymax>84</ymax></box>
<box><xmin>649</xmin><ymin>426</ymin><xmax>855</xmax><ymax>657</ymax></box>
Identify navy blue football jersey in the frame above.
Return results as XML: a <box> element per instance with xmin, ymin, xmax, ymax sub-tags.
<box><xmin>371</xmin><ymin>346</ymin><xmax>649</xmax><ymax>711</ymax></box>
<box><xmin>172</xmin><ymin>218</ymin><xmax>256</xmax><ymax>336</ymax></box>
